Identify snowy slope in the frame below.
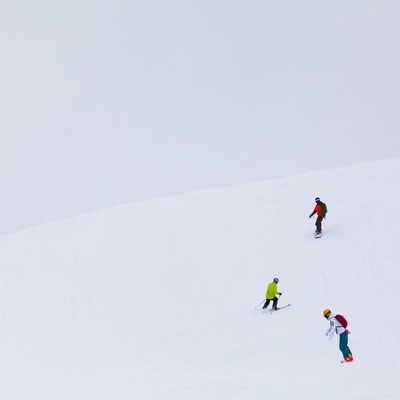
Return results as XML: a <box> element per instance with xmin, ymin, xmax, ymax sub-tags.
<box><xmin>0</xmin><ymin>158</ymin><xmax>400</xmax><ymax>399</ymax></box>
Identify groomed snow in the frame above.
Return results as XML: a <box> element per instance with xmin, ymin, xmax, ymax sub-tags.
<box><xmin>1</xmin><ymin>158</ymin><xmax>399</xmax><ymax>399</ymax></box>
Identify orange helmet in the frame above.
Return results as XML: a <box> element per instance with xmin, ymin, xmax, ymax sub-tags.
<box><xmin>323</xmin><ymin>309</ymin><xmax>331</xmax><ymax>318</ymax></box>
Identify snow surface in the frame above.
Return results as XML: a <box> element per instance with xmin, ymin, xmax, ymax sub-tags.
<box><xmin>1</xmin><ymin>158</ymin><xmax>400</xmax><ymax>399</ymax></box>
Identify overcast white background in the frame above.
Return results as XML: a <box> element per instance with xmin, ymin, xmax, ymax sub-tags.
<box><xmin>1</xmin><ymin>1</ymin><xmax>399</xmax><ymax>235</ymax></box>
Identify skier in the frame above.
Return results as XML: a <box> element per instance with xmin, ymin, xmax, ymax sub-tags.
<box><xmin>309</xmin><ymin>197</ymin><xmax>326</xmax><ymax>235</ymax></box>
<box><xmin>262</xmin><ymin>278</ymin><xmax>282</xmax><ymax>310</ymax></box>
<box><xmin>323</xmin><ymin>309</ymin><xmax>353</xmax><ymax>363</ymax></box>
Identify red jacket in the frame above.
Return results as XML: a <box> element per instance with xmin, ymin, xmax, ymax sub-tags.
<box><xmin>312</xmin><ymin>203</ymin><xmax>323</xmax><ymax>217</ymax></box>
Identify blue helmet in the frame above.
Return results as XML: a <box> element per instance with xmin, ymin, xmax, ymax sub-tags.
<box><xmin>315</xmin><ymin>197</ymin><xmax>320</xmax><ymax>203</ymax></box>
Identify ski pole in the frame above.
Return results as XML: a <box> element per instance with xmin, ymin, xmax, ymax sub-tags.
<box><xmin>254</xmin><ymin>299</ymin><xmax>265</xmax><ymax>309</ymax></box>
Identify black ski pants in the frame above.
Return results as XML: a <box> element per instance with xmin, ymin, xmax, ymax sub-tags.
<box><xmin>263</xmin><ymin>296</ymin><xmax>278</xmax><ymax>309</ymax></box>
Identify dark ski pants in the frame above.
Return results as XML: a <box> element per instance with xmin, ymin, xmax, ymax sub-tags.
<box><xmin>315</xmin><ymin>215</ymin><xmax>324</xmax><ymax>233</ymax></box>
<box><xmin>339</xmin><ymin>331</ymin><xmax>352</xmax><ymax>358</ymax></box>
<box><xmin>263</xmin><ymin>297</ymin><xmax>278</xmax><ymax>309</ymax></box>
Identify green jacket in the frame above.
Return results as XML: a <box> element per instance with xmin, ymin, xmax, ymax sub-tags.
<box><xmin>266</xmin><ymin>282</ymin><xmax>279</xmax><ymax>300</ymax></box>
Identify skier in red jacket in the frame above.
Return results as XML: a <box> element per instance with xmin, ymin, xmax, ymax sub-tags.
<box><xmin>309</xmin><ymin>197</ymin><xmax>326</xmax><ymax>234</ymax></box>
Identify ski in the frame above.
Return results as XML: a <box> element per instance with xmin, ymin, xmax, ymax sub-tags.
<box><xmin>263</xmin><ymin>304</ymin><xmax>291</xmax><ymax>314</ymax></box>
<box><xmin>274</xmin><ymin>304</ymin><xmax>291</xmax><ymax>311</ymax></box>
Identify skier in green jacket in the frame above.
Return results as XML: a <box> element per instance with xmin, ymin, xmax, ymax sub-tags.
<box><xmin>262</xmin><ymin>278</ymin><xmax>282</xmax><ymax>310</ymax></box>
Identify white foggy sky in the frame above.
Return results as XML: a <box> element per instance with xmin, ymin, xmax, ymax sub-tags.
<box><xmin>1</xmin><ymin>1</ymin><xmax>400</xmax><ymax>235</ymax></box>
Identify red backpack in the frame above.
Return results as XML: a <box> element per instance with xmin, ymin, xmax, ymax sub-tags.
<box><xmin>335</xmin><ymin>314</ymin><xmax>348</xmax><ymax>328</ymax></box>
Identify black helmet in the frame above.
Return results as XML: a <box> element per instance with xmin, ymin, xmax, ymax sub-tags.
<box><xmin>273</xmin><ymin>278</ymin><xmax>279</xmax><ymax>283</ymax></box>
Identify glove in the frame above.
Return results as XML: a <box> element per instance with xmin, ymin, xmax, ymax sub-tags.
<box><xmin>309</xmin><ymin>214</ymin><xmax>312</xmax><ymax>218</ymax></box>
<box><xmin>279</xmin><ymin>292</ymin><xmax>282</xmax><ymax>296</ymax></box>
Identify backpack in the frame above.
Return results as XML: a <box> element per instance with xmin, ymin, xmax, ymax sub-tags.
<box><xmin>320</xmin><ymin>202</ymin><xmax>328</xmax><ymax>215</ymax></box>
<box><xmin>334</xmin><ymin>314</ymin><xmax>348</xmax><ymax>328</ymax></box>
